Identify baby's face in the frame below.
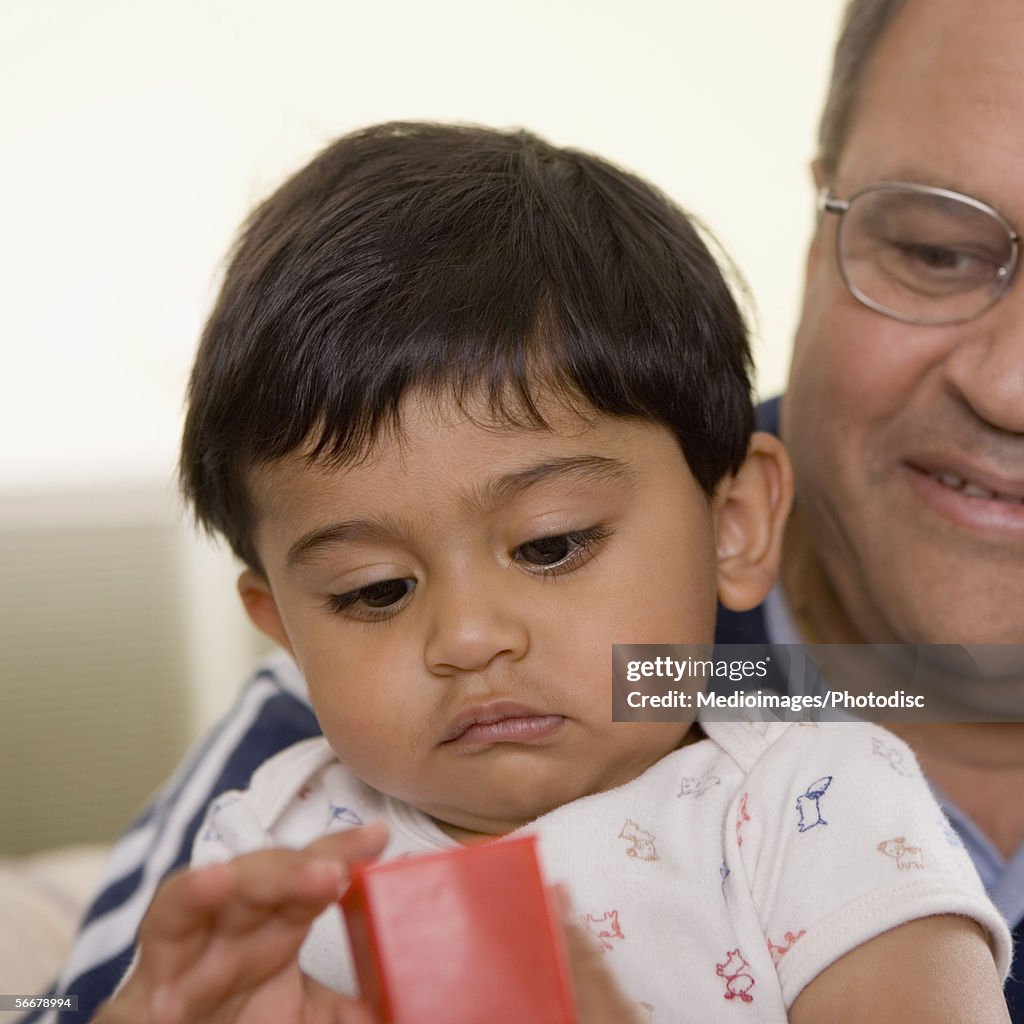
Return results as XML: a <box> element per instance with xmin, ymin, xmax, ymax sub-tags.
<box><xmin>244</xmin><ymin>391</ymin><xmax>721</xmax><ymax>838</ymax></box>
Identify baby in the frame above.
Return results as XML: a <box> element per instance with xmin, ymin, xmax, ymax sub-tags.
<box><xmin>99</xmin><ymin>123</ymin><xmax>1011</xmax><ymax>1023</ymax></box>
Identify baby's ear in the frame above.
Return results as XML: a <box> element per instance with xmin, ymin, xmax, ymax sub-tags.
<box><xmin>713</xmin><ymin>432</ymin><xmax>793</xmax><ymax>612</ymax></box>
<box><xmin>237</xmin><ymin>569</ymin><xmax>294</xmax><ymax>653</ymax></box>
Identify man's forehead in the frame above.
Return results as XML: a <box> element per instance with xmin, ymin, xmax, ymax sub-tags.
<box><xmin>835</xmin><ymin>0</ymin><xmax>1024</xmax><ymax>213</ymax></box>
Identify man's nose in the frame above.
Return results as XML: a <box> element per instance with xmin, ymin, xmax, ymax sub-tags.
<box><xmin>944</xmin><ymin>289</ymin><xmax>1024</xmax><ymax>434</ymax></box>
<box><xmin>423</xmin><ymin>571</ymin><xmax>530</xmax><ymax>676</ymax></box>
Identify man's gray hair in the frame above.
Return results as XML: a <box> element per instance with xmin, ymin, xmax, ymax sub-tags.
<box><xmin>818</xmin><ymin>0</ymin><xmax>907</xmax><ymax>175</ymax></box>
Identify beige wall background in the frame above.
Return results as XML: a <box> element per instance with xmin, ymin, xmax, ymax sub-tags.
<box><xmin>0</xmin><ymin>1</ymin><xmax>847</xmax><ymax>850</ymax></box>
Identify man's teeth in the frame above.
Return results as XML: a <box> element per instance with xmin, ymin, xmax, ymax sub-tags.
<box><xmin>963</xmin><ymin>482</ymin><xmax>996</xmax><ymax>499</ymax></box>
<box><xmin>933</xmin><ymin>472</ymin><xmax>1024</xmax><ymax>504</ymax></box>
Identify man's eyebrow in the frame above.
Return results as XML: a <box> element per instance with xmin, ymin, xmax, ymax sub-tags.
<box><xmin>285</xmin><ymin>455</ymin><xmax>634</xmax><ymax>569</ymax></box>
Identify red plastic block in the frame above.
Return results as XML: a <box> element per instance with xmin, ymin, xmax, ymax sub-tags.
<box><xmin>340</xmin><ymin>834</ymin><xmax>576</xmax><ymax>1023</ymax></box>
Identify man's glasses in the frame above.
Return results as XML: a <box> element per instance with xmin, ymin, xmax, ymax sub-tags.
<box><xmin>819</xmin><ymin>181</ymin><xmax>1020</xmax><ymax>325</ymax></box>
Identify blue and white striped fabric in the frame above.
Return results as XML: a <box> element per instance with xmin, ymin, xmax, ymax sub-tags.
<box><xmin>20</xmin><ymin>652</ymin><xmax>321</xmax><ymax>1024</ymax></box>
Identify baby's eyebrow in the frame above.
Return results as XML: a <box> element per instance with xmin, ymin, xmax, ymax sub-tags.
<box><xmin>476</xmin><ymin>455</ymin><xmax>636</xmax><ymax>508</ymax></box>
<box><xmin>286</xmin><ymin>518</ymin><xmax>397</xmax><ymax>570</ymax></box>
<box><xmin>285</xmin><ymin>455</ymin><xmax>634</xmax><ymax>569</ymax></box>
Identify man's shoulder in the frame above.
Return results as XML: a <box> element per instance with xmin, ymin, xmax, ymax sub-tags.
<box><xmin>755</xmin><ymin>394</ymin><xmax>781</xmax><ymax>436</ymax></box>
<box><xmin>169</xmin><ymin>652</ymin><xmax>321</xmax><ymax>797</ymax></box>
<box><xmin>244</xmin><ymin>648</ymin><xmax>312</xmax><ymax>703</ymax></box>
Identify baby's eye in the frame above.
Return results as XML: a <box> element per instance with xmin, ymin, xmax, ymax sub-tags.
<box><xmin>328</xmin><ymin>578</ymin><xmax>415</xmax><ymax>620</ymax></box>
<box><xmin>517</xmin><ymin>534</ymin><xmax>575</xmax><ymax>566</ymax></box>
<box><xmin>513</xmin><ymin>527</ymin><xmax>611</xmax><ymax>575</ymax></box>
<box><xmin>358</xmin><ymin>579</ymin><xmax>414</xmax><ymax>607</ymax></box>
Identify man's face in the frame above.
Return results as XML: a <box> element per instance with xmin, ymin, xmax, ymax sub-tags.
<box><xmin>241</xmin><ymin>393</ymin><xmax>733</xmax><ymax>838</ymax></box>
<box><xmin>785</xmin><ymin>0</ymin><xmax>1024</xmax><ymax>644</ymax></box>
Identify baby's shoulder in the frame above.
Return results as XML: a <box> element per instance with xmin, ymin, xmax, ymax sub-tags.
<box><xmin>195</xmin><ymin>738</ymin><xmax>383</xmax><ymax>861</ymax></box>
<box><xmin>706</xmin><ymin>718</ymin><xmax>920</xmax><ymax>779</ymax></box>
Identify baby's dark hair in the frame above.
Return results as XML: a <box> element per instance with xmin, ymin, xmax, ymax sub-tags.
<box><xmin>181</xmin><ymin>121</ymin><xmax>754</xmax><ymax>570</ymax></box>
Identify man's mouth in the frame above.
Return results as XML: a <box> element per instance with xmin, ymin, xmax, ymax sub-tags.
<box><xmin>924</xmin><ymin>469</ymin><xmax>1024</xmax><ymax>506</ymax></box>
<box><xmin>904</xmin><ymin>459</ymin><xmax>1024</xmax><ymax>536</ymax></box>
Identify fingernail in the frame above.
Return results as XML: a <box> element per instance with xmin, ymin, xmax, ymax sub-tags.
<box><xmin>551</xmin><ymin>883</ymin><xmax>573</xmax><ymax>919</ymax></box>
<box><xmin>151</xmin><ymin>985</ymin><xmax>177</xmax><ymax>1024</ymax></box>
<box><xmin>360</xmin><ymin>820</ymin><xmax>389</xmax><ymax>844</ymax></box>
<box><xmin>309</xmin><ymin>857</ymin><xmax>345</xmax><ymax>887</ymax></box>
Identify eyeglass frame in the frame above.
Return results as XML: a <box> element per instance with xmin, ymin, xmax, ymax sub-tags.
<box><xmin>817</xmin><ymin>180</ymin><xmax>1021</xmax><ymax>326</ymax></box>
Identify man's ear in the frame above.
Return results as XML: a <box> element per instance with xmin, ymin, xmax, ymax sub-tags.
<box><xmin>237</xmin><ymin>568</ymin><xmax>293</xmax><ymax>653</ymax></box>
<box><xmin>805</xmin><ymin>158</ymin><xmax>830</xmax><ymax>281</ymax></box>
<box><xmin>714</xmin><ymin>432</ymin><xmax>793</xmax><ymax>612</ymax></box>
<box><xmin>811</xmin><ymin>157</ymin><xmax>828</xmax><ymax>191</ymax></box>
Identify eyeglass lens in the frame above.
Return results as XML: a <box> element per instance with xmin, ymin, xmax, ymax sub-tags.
<box><xmin>837</xmin><ymin>187</ymin><xmax>1016</xmax><ymax>324</ymax></box>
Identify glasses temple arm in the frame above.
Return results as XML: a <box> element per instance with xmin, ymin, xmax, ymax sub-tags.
<box><xmin>816</xmin><ymin>187</ymin><xmax>849</xmax><ymax>215</ymax></box>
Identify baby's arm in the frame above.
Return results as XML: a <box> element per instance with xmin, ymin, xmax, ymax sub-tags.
<box><xmin>789</xmin><ymin>913</ymin><xmax>1010</xmax><ymax>1023</ymax></box>
<box><xmin>92</xmin><ymin>825</ymin><xmax>388</xmax><ymax>1024</ymax></box>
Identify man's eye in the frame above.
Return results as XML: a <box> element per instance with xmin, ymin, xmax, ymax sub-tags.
<box><xmin>904</xmin><ymin>243</ymin><xmax>963</xmax><ymax>269</ymax></box>
<box><xmin>513</xmin><ymin>527</ymin><xmax>611</xmax><ymax>575</ymax></box>
<box><xmin>329</xmin><ymin>578</ymin><xmax>415</xmax><ymax>618</ymax></box>
<box><xmin>886</xmin><ymin>240</ymin><xmax>997</xmax><ymax>288</ymax></box>
<box><xmin>901</xmin><ymin>242</ymin><xmax>988</xmax><ymax>273</ymax></box>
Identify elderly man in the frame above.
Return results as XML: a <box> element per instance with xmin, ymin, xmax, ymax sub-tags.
<box><xmin>719</xmin><ymin>0</ymin><xmax>1024</xmax><ymax>1016</ymax></box>
<box><xmin>31</xmin><ymin>1</ymin><xmax>1024</xmax><ymax>1020</ymax></box>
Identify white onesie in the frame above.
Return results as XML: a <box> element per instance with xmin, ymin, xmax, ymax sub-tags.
<box><xmin>193</xmin><ymin>718</ymin><xmax>1011</xmax><ymax>1021</ymax></box>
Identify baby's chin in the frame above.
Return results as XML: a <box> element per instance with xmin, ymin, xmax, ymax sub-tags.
<box><xmin>415</xmin><ymin>777</ymin><xmax>592</xmax><ymax>841</ymax></box>
<box><xmin>423</xmin><ymin>790</ymin><xmax>576</xmax><ymax>841</ymax></box>
<box><xmin>426</xmin><ymin>759</ymin><xmax>681</xmax><ymax>841</ymax></box>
